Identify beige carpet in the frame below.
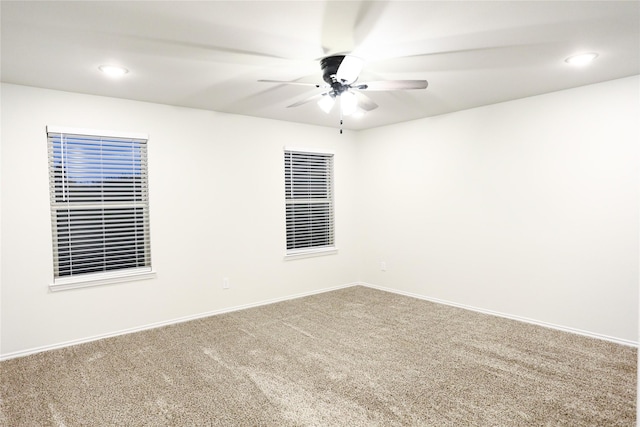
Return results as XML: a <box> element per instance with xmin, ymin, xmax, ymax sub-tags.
<box><xmin>0</xmin><ymin>286</ymin><xmax>636</xmax><ymax>426</ymax></box>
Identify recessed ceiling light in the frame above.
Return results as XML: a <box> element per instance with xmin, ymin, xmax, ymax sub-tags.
<box><xmin>564</xmin><ymin>52</ymin><xmax>599</xmax><ymax>66</ymax></box>
<box><xmin>98</xmin><ymin>65</ymin><xmax>129</xmax><ymax>77</ymax></box>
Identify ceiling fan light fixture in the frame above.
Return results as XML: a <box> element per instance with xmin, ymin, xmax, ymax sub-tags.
<box><xmin>340</xmin><ymin>91</ymin><xmax>358</xmax><ymax>116</ymax></box>
<box><xmin>261</xmin><ymin>54</ymin><xmax>427</xmax><ymax>132</ymax></box>
<box><xmin>564</xmin><ymin>52</ymin><xmax>598</xmax><ymax>66</ymax></box>
<box><xmin>318</xmin><ymin>95</ymin><xmax>335</xmax><ymax>113</ymax></box>
<box><xmin>336</xmin><ymin>55</ymin><xmax>363</xmax><ymax>85</ymax></box>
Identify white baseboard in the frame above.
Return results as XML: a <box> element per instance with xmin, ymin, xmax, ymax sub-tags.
<box><xmin>2</xmin><ymin>281</ymin><xmax>635</xmax><ymax>361</ymax></box>
<box><xmin>360</xmin><ymin>282</ymin><xmax>638</xmax><ymax>348</ymax></box>
<box><xmin>0</xmin><ymin>282</ymin><xmax>357</xmax><ymax>361</ymax></box>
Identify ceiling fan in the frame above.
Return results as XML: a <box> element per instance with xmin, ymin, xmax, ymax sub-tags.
<box><xmin>259</xmin><ymin>54</ymin><xmax>428</xmax><ymax>133</ymax></box>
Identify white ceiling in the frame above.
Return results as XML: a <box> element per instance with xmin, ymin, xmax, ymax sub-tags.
<box><xmin>2</xmin><ymin>1</ymin><xmax>638</xmax><ymax>131</ymax></box>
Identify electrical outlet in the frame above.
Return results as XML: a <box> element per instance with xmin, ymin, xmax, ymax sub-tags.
<box><xmin>222</xmin><ymin>277</ymin><xmax>230</xmax><ymax>289</ymax></box>
<box><xmin>380</xmin><ymin>261</ymin><xmax>387</xmax><ymax>271</ymax></box>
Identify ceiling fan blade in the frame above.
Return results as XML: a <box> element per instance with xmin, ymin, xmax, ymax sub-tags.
<box><xmin>355</xmin><ymin>80</ymin><xmax>428</xmax><ymax>91</ymax></box>
<box><xmin>259</xmin><ymin>79</ymin><xmax>321</xmax><ymax>88</ymax></box>
<box><xmin>336</xmin><ymin>55</ymin><xmax>363</xmax><ymax>84</ymax></box>
<box><xmin>287</xmin><ymin>92</ymin><xmax>327</xmax><ymax>108</ymax></box>
<box><xmin>354</xmin><ymin>92</ymin><xmax>379</xmax><ymax>111</ymax></box>
<box><xmin>321</xmin><ymin>2</ymin><xmax>360</xmax><ymax>54</ymax></box>
<box><xmin>321</xmin><ymin>1</ymin><xmax>388</xmax><ymax>56</ymax></box>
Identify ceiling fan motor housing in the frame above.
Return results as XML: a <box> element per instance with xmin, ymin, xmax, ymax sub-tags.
<box><xmin>320</xmin><ymin>55</ymin><xmax>347</xmax><ymax>92</ymax></box>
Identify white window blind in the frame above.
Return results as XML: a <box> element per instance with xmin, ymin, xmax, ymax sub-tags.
<box><xmin>284</xmin><ymin>150</ymin><xmax>335</xmax><ymax>253</ymax></box>
<box><xmin>47</xmin><ymin>127</ymin><xmax>152</xmax><ymax>282</ymax></box>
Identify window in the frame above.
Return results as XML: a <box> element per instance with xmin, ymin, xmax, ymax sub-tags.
<box><xmin>47</xmin><ymin>126</ymin><xmax>153</xmax><ymax>290</ymax></box>
<box><xmin>284</xmin><ymin>149</ymin><xmax>335</xmax><ymax>257</ymax></box>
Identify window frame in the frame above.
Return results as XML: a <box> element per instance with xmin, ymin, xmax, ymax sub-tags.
<box><xmin>46</xmin><ymin>126</ymin><xmax>155</xmax><ymax>291</ymax></box>
<box><xmin>284</xmin><ymin>147</ymin><xmax>337</xmax><ymax>260</ymax></box>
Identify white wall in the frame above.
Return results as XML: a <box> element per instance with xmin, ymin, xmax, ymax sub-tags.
<box><xmin>0</xmin><ymin>84</ymin><xmax>361</xmax><ymax>357</ymax></box>
<box><xmin>2</xmin><ymin>76</ymin><xmax>638</xmax><ymax>358</ymax></box>
<box><xmin>357</xmin><ymin>76</ymin><xmax>639</xmax><ymax>343</ymax></box>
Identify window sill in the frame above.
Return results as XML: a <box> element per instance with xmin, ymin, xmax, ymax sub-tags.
<box><xmin>49</xmin><ymin>268</ymin><xmax>156</xmax><ymax>292</ymax></box>
<box><xmin>284</xmin><ymin>247</ymin><xmax>338</xmax><ymax>261</ymax></box>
